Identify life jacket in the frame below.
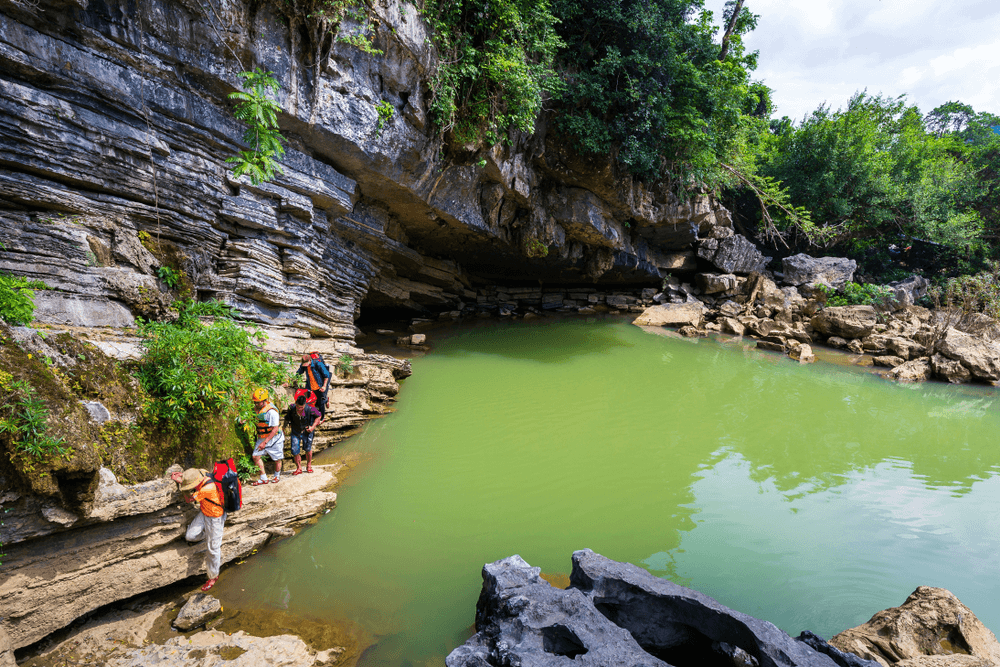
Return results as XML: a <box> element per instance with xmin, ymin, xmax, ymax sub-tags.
<box><xmin>206</xmin><ymin>458</ymin><xmax>242</xmax><ymax>513</ymax></box>
<box><xmin>256</xmin><ymin>401</ymin><xmax>276</xmax><ymax>438</ymax></box>
<box><xmin>305</xmin><ymin>352</ymin><xmax>330</xmax><ymax>391</ymax></box>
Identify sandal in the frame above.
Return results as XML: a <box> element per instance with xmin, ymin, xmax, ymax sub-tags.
<box><xmin>201</xmin><ymin>577</ymin><xmax>218</xmax><ymax>592</ymax></box>
<box><xmin>292</xmin><ymin>469</ymin><xmax>303</xmax><ymax>476</ymax></box>
<box><xmin>306</xmin><ymin>467</ymin><xmax>314</xmax><ymax>473</ymax></box>
<box><xmin>270</xmin><ymin>476</ymin><xmax>281</xmax><ymax>483</ymax></box>
<box><xmin>251</xmin><ymin>479</ymin><xmax>268</xmax><ymax>486</ymax></box>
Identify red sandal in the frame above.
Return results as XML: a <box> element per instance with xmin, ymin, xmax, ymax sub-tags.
<box><xmin>306</xmin><ymin>467</ymin><xmax>314</xmax><ymax>473</ymax></box>
<box><xmin>292</xmin><ymin>469</ymin><xmax>303</xmax><ymax>476</ymax></box>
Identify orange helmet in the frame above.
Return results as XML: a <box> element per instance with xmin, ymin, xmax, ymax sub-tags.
<box><xmin>251</xmin><ymin>388</ymin><xmax>268</xmax><ymax>402</ymax></box>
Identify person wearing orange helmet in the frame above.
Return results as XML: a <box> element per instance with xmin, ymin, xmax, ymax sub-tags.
<box><xmin>250</xmin><ymin>388</ymin><xmax>284</xmax><ymax>485</ymax></box>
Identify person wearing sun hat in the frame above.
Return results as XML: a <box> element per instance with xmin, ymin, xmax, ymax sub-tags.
<box><xmin>250</xmin><ymin>387</ymin><xmax>284</xmax><ymax>485</ymax></box>
<box><xmin>171</xmin><ymin>467</ymin><xmax>226</xmax><ymax>591</ymax></box>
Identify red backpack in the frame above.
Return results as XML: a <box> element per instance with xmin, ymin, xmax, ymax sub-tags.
<box><xmin>294</xmin><ymin>387</ymin><xmax>317</xmax><ymax>406</ymax></box>
<box><xmin>211</xmin><ymin>458</ymin><xmax>242</xmax><ymax>512</ymax></box>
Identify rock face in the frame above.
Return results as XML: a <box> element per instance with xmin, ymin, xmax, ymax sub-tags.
<box><xmin>935</xmin><ymin>327</ymin><xmax>1000</xmax><ymax>382</ymax></box>
<box><xmin>0</xmin><ymin>467</ymin><xmax>338</xmax><ymax>650</ymax></box>
<box><xmin>0</xmin><ymin>0</ymin><xmax>741</xmax><ymax>351</ymax></box>
<box><xmin>447</xmin><ymin>550</ymin><xmax>879</xmax><ymax>667</ymax></box>
<box><xmin>830</xmin><ymin>587</ymin><xmax>1000</xmax><ymax>667</ymax></box>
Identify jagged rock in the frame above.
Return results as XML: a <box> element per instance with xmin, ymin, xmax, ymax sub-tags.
<box><xmin>697</xmin><ymin>235</ymin><xmax>771</xmax><ymax>274</ymax></box>
<box><xmin>811</xmin><ymin>306</ymin><xmax>878</xmax><ymax>339</ymax></box>
<box><xmin>935</xmin><ymin>327</ymin><xmax>1000</xmax><ymax>382</ymax></box>
<box><xmin>888</xmin><ymin>275</ymin><xmax>930</xmax><ymax>309</ymax></box>
<box><xmin>172</xmin><ymin>594</ymin><xmax>221</xmax><ymax>631</ymax></box>
<box><xmin>931</xmin><ymin>354</ymin><xmax>972</xmax><ymax>384</ymax></box>
<box><xmin>678</xmin><ymin>325</ymin><xmax>706</xmax><ymax>337</ymax></box>
<box><xmin>782</xmin><ymin>254</ymin><xmax>857</xmax><ymax>289</ymax></box>
<box><xmin>633</xmin><ymin>303</ymin><xmax>705</xmax><ymax>329</ymax></box>
<box><xmin>718</xmin><ymin>300</ymin><xmax>742</xmax><ymax>318</ymax></box>
<box><xmin>448</xmin><ymin>551</ymin><xmax>874</xmax><ymax>667</ymax></box>
<box><xmin>112</xmin><ymin>630</ymin><xmax>341</xmax><ymax>667</ymax></box>
<box><xmin>830</xmin><ymin>587</ymin><xmax>1000</xmax><ymax>667</ymax></box>
<box><xmin>696</xmin><ymin>273</ymin><xmax>738</xmax><ymax>295</ymax></box>
<box><xmin>720</xmin><ymin>317</ymin><xmax>746</xmax><ymax>336</ymax></box>
<box><xmin>81</xmin><ymin>400</ymin><xmax>112</xmax><ymax>423</ymax></box>
<box><xmin>827</xmin><ymin>336</ymin><xmax>849</xmax><ymax>349</ymax></box>
<box><xmin>790</xmin><ymin>343</ymin><xmax>816</xmax><ymax>363</ymax></box>
<box><xmin>886</xmin><ymin>358</ymin><xmax>932</xmax><ymax>382</ymax></box>
<box><xmin>757</xmin><ymin>340</ymin><xmax>786</xmax><ymax>352</ymax></box>
<box><xmin>847</xmin><ymin>339</ymin><xmax>865</xmax><ymax>355</ymax></box>
<box><xmin>873</xmin><ymin>356</ymin><xmax>905</xmax><ymax>368</ymax></box>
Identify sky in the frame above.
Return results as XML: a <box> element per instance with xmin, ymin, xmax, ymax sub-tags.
<box><xmin>702</xmin><ymin>0</ymin><xmax>1000</xmax><ymax>122</ymax></box>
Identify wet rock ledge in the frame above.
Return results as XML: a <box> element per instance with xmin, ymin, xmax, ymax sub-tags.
<box><xmin>447</xmin><ymin>550</ymin><xmax>1000</xmax><ymax>667</ymax></box>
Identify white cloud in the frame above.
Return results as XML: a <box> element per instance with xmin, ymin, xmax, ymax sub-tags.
<box><xmin>701</xmin><ymin>0</ymin><xmax>1000</xmax><ymax>119</ymax></box>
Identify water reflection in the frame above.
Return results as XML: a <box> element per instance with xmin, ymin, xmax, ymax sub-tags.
<box><xmin>213</xmin><ymin>318</ymin><xmax>1000</xmax><ymax>666</ymax></box>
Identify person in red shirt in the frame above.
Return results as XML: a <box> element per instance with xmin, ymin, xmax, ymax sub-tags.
<box><xmin>173</xmin><ymin>468</ymin><xmax>226</xmax><ymax>591</ymax></box>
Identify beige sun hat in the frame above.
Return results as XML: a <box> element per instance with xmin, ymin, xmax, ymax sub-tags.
<box><xmin>178</xmin><ymin>468</ymin><xmax>209</xmax><ymax>492</ymax></box>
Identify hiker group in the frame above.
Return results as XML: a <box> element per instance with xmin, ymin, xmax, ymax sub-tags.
<box><xmin>250</xmin><ymin>352</ymin><xmax>330</xmax><ymax>485</ymax></box>
<box><xmin>171</xmin><ymin>352</ymin><xmax>332</xmax><ymax>591</ymax></box>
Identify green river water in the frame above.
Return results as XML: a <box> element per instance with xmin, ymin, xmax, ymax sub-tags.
<box><xmin>215</xmin><ymin>316</ymin><xmax>1000</xmax><ymax>666</ymax></box>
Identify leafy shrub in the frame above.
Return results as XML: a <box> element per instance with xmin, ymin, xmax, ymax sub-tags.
<box><xmin>0</xmin><ymin>271</ymin><xmax>47</xmax><ymax>326</ymax></box>
<box><xmin>226</xmin><ymin>69</ymin><xmax>286</xmax><ymax>185</ymax></box>
<box><xmin>135</xmin><ymin>301</ymin><xmax>290</xmax><ymax>429</ymax></box>
<box><xmin>928</xmin><ymin>265</ymin><xmax>1000</xmax><ymax>320</ymax></box>
<box><xmin>0</xmin><ymin>379</ymin><xmax>70</xmax><ymax>459</ymax></box>
<box><xmin>157</xmin><ymin>266</ymin><xmax>181</xmax><ymax>290</ymax></box>
<box><xmin>817</xmin><ymin>283</ymin><xmax>896</xmax><ymax>308</ymax></box>
<box><xmin>336</xmin><ymin>354</ymin><xmax>354</xmax><ymax>376</ymax></box>
<box><xmin>375</xmin><ymin>100</ymin><xmax>394</xmax><ymax>137</ymax></box>
<box><xmin>421</xmin><ymin>0</ymin><xmax>563</xmax><ymax>147</ymax></box>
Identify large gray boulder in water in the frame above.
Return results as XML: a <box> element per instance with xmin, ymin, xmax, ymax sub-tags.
<box><xmin>446</xmin><ymin>550</ymin><xmax>879</xmax><ymax>667</ymax></box>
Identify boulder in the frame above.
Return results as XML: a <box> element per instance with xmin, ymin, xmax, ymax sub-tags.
<box><xmin>697</xmin><ymin>235</ymin><xmax>771</xmax><ymax>274</ymax></box>
<box><xmin>633</xmin><ymin>303</ymin><xmax>705</xmax><ymax>329</ymax></box>
<box><xmin>847</xmin><ymin>339</ymin><xmax>865</xmax><ymax>355</ymax></box>
<box><xmin>931</xmin><ymin>354</ymin><xmax>972</xmax><ymax>384</ymax></box>
<box><xmin>720</xmin><ymin>317</ymin><xmax>746</xmax><ymax>336</ymax></box>
<box><xmin>826</xmin><ymin>336</ymin><xmax>849</xmax><ymax>349</ymax></box>
<box><xmin>695</xmin><ymin>273</ymin><xmax>738</xmax><ymax>295</ymax></box>
<box><xmin>888</xmin><ymin>275</ymin><xmax>930</xmax><ymax>309</ymax></box>
<box><xmin>791</xmin><ymin>343</ymin><xmax>816</xmax><ymax>363</ymax></box>
<box><xmin>872</xmin><ymin>356</ymin><xmax>904</xmax><ymax>368</ymax></box>
<box><xmin>172</xmin><ymin>593</ymin><xmax>221</xmax><ymax>631</ymax></box>
<box><xmin>782</xmin><ymin>254</ymin><xmax>857</xmax><ymax>289</ymax></box>
<box><xmin>887</xmin><ymin>358</ymin><xmax>932</xmax><ymax>382</ymax></box>
<box><xmin>448</xmin><ymin>550</ymin><xmax>876</xmax><ymax>667</ymax></box>
<box><xmin>830</xmin><ymin>587</ymin><xmax>1000</xmax><ymax>667</ymax></box>
<box><xmin>935</xmin><ymin>327</ymin><xmax>1000</xmax><ymax>382</ymax></box>
<box><xmin>811</xmin><ymin>306</ymin><xmax>878</xmax><ymax>340</ymax></box>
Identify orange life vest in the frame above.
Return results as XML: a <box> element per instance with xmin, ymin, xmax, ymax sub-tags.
<box><xmin>255</xmin><ymin>401</ymin><xmax>276</xmax><ymax>438</ymax></box>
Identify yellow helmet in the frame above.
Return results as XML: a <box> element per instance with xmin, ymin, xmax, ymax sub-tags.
<box><xmin>251</xmin><ymin>388</ymin><xmax>268</xmax><ymax>402</ymax></box>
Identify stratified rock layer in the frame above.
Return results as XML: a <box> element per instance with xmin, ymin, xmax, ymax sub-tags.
<box><xmin>447</xmin><ymin>550</ymin><xmax>880</xmax><ymax>667</ymax></box>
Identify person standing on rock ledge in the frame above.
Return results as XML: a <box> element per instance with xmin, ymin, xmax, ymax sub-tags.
<box><xmin>284</xmin><ymin>393</ymin><xmax>322</xmax><ymax>475</ymax></box>
<box><xmin>296</xmin><ymin>353</ymin><xmax>330</xmax><ymax>423</ymax></box>
<box><xmin>171</xmin><ymin>468</ymin><xmax>226</xmax><ymax>592</ymax></box>
<box><xmin>251</xmin><ymin>388</ymin><xmax>284</xmax><ymax>485</ymax></box>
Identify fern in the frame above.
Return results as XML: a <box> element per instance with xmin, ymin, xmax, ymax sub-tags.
<box><xmin>226</xmin><ymin>69</ymin><xmax>286</xmax><ymax>185</ymax></box>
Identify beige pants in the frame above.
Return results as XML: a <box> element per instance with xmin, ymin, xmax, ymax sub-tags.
<box><xmin>186</xmin><ymin>512</ymin><xmax>226</xmax><ymax>579</ymax></box>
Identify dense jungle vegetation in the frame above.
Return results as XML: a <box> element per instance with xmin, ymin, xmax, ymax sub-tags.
<box><xmin>410</xmin><ymin>0</ymin><xmax>1000</xmax><ymax>284</ymax></box>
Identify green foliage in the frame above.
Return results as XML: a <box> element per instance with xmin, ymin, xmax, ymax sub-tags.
<box><xmin>135</xmin><ymin>300</ymin><xmax>289</xmax><ymax>430</ymax></box>
<box><xmin>525</xmin><ymin>238</ymin><xmax>548</xmax><ymax>258</ymax></box>
<box><xmin>336</xmin><ymin>354</ymin><xmax>355</xmax><ymax>376</ymax></box>
<box><xmin>157</xmin><ymin>266</ymin><xmax>181</xmax><ymax>290</ymax></box>
<box><xmin>421</xmin><ymin>0</ymin><xmax>563</xmax><ymax>147</ymax></box>
<box><xmin>0</xmin><ymin>271</ymin><xmax>47</xmax><ymax>326</ymax></box>
<box><xmin>375</xmin><ymin>100</ymin><xmax>394</xmax><ymax>136</ymax></box>
<box><xmin>755</xmin><ymin>93</ymin><xmax>988</xmax><ymax>255</ymax></box>
<box><xmin>552</xmin><ymin>0</ymin><xmax>760</xmax><ymax>186</ymax></box>
<box><xmin>816</xmin><ymin>282</ymin><xmax>896</xmax><ymax>309</ymax></box>
<box><xmin>236</xmin><ymin>450</ymin><xmax>257</xmax><ymax>482</ymax></box>
<box><xmin>226</xmin><ymin>68</ymin><xmax>286</xmax><ymax>185</ymax></box>
<box><xmin>0</xmin><ymin>379</ymin><xmax>70</xmax><ymax>459</ymax></box>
